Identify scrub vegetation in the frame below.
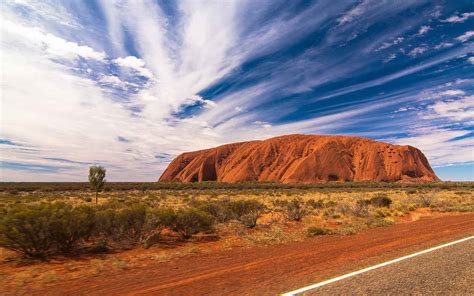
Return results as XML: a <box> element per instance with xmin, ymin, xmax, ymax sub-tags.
<box><xmin>0</xmin><ymin>181</ymin><xmax>472</xmax><ymax>288</ymax></box>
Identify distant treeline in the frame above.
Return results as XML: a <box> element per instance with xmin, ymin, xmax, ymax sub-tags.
<box><xmin>1</xmin><ymin>181</ymin><xmax>473</xmax><ymax>193</ymax></box>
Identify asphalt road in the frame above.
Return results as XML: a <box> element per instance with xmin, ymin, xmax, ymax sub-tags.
<box><xmin>302</xmin><ymin>238</ymin><xmax>474</xmax><ymax>295</ymax></box>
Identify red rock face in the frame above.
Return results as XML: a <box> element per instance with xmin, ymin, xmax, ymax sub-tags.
<box><xmin>159</xmin><ymin>134</ymin><xmax>440</xmax><ymax>183</ymax></box>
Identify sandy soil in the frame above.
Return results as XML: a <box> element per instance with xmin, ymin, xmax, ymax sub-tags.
<box><xmin>4</xmin><ymin>212</ymin><xmax>472</xmax><ymax>296</ymax></box>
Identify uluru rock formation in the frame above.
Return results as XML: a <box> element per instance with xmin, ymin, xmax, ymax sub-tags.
<box><xmin>159</xmin><ymin>134</ymin><xmax>439</xmax><ymax>183</ymax></box>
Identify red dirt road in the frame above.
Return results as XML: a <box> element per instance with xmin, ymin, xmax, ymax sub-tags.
<box><xmin>33</xmin><ymin>213</ymin><xmax>474</xmax><ymax>295</ymax></box>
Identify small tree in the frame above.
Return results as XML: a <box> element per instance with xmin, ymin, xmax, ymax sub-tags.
<box><xmin>89</xmin><ymin>166</ymin><xmax>106</xmax><ymax>204</ymax></box>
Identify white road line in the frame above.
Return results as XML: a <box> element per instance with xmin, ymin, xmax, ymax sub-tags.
<box><xmin>281</xmin><ymin>235</ymin><xmax>474</xmax><ymax>295</ymax></box>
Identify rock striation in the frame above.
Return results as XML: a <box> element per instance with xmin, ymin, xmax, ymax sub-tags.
<box><xmin>159</xmin><ymin>134</ymin><xmax>439</xmax><ymax>183</ymax></box>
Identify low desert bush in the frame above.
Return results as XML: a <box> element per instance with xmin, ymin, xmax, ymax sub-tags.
<box><xmin>366</xmin><ymin>217</ymin><xmax>394</xmax><ymax>228</ymax></box>
<box><xmin>272</xmin><ymin>198</ymin><xmax>309</xmax><ymax>221</ymax></box>
<box><xmin>418</xmin><ymin>193</ymin><xmax>436</xmax><ymax>207</ymax></box>
<box><xmin>0</xmin><ymin>203</ymin><xmax>95</xmax><ymax>257</ymax></box>
<box><xmin>0</xmin><ymin>203</ymin><xmax>57</xmax><ymax>258</ymax></box>
<box><xmin>227</xmin><ymin>200</ymin><xmax>266</xmax><ymax>228</ymax></box>
<box><xmin>193</xmin><ymin>199</ymin><xmax>265</xmax><ymax>227</ymax></box>
<box><xmin>49</xmin><ymin>204</ymin><xmax>95</xmax><ymax>253</ymax></box>
<box><xmin>95</xmin><ymin>204</ymin><xmax>178</xmax><ymax>247</ymax></box>
<box><xmin>191</xmin><ymin>200</ymin><xmax>234</xmax><ymax>223</ymax></box>
<box><xmin>171</xmin><ymin>208</ymin><xmax>214</xmax><ymax>240</ymax></box>
<box><xmin>306</xmin><ymin>226</ymin><xmax>332</xmax><ymax>236</ymax></box>
<box><xmin>271</xmin><ymin>199</ymin><xmax>288</xmax><ymax>208</ymax></box>
<box><xmin>284</xmin><ymin>198</ymin><xmax>309</xmax><ymax>221</ymax></box>
<box><xmin>114</xmin><ymin>204</ymin><xmax>147</xmax><ymax>242</ymax></box>
<box><xmin>141</xmin><ymin>208</ymin><xmax>176</xmax><ymax>247</ymax></box>
<box><xmin>374</xmin><ymin>208</ymin><xmax>392</xmax><ymax>218</ymax></box>
<box><xmin>335</xmin><ymin>199</ymin><xmax>370</xmax><ymax>217</ymax></box>
<box><xmin>324</xmin><ymin>200</ymin><xmax>337</xmax><ymax>208</ymax></box>
<box><xmin>94</xmin><ymin>208</ymin><xmax>119</xmax><ymax>246</ymax></box>
<box><xmin>369</xmin><ymin>194</ymin><xmax>392</xmax><ymax>208</ymax></box>
<box><xmin>305</xmin><ymin>199</ymin><xmax>324</xmax><ymax>209</ymax></box>
<box><xmin>336</xmin><ymin>201</ymin><xmax>353</xmax><ymax>216</ymax></box>
<box><xmin>354</xmin><ymin>199</ymin><xmax>370</xmax><ymax>217</ymax></box>
<box><xmin>0</xmin><ymin>202</ymin><xmax>216</xmax><ymax>257</ymax></box>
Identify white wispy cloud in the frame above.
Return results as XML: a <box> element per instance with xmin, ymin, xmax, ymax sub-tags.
<box><xmin>442</xmin><ymin>12</ymin><xmax>474</xmax><ymax>23</ymax></box>
<box><xmin>3</xmin><ymin>19</ymin><xmax>106</xmax><ymax>61</ymax></box>
<box><xmin>113</xmin><ymin>56</ymin><xmax>154</xmax><ymax>79</ymax></box>
<box><xmin>337</xmin><ymin>1</ymin><xmax>369</xmax><ymax>25</ymax></box>
<box><xmin>427</xmin><ymin>96</ymin><xmax>474</xmax><ymax>122</ymax></box>
<box><xmin>376</xmin><ymin>37</ymin><xmax>404</xmax><ymax>51</ymax></box>
<box><xmin>392</xmin><ymin>128</ymin><xmax>473</xmax><ymax>166</ymax></box>
<box><xmin>384</xmin><ymin>53</ymin><xmax>397</xmax><ymax>63</ymax></box>
<box><xmin>98</xmin><ymin>75</ymin><xmax>135</xmax><ymax>90</ymax></box>
<box><xmin>7</xmin><ymin>0</ymin><xmax>81</xmax><ymax>28</ymax></box>
<box><xmin>438</xmin><ymin>89</ymin><xmax>465</xmax><ymax>96</ymax></box>
<box><xmin>457</xmin><ymin>31</ymin><xmax>474</xmax><ymax>42</ymax></box>
<box><xmin>408</xmin><ymin>46</ymin><xmax>428</xmax><ymax>57</ymax></box>
<box><xmin>434</xmin><ymin>42</ymin><xmax>454</xmax><ymax>49</ymax></box>
<box><xmin>417</xmin><ymin>25</ymin><xmax>431</xmax><ymax>36</ymax></box>
<box><xmin>1</xmin><ymin>1</ymin><xmax>472</xmax><ymax>181</ymax></box>
<box><xmin>389</xmin><ymin>85</ymin><xmax>474</xmax><ymax>167</ymax></box>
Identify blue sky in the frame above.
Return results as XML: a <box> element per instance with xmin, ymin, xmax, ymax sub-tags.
<box><xmin>1</xmin><ymin>0</ymin><xmax>473</xmax><ymax>181</ymax></box>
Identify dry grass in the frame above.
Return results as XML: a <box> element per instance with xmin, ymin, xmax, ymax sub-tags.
<box><xmin>0</xmin><ymin>184</ymin><xmax>472</xmax><ymax>291</ymax></box>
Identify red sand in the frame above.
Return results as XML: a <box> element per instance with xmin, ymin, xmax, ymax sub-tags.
<box><xmin>25</xmin><ymin>213</ymin><xmax>474</xmax><ymax>295</ymax></box>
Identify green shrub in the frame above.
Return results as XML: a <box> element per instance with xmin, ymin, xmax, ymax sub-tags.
<box><xmin>375</xmin><ymin>208</ymin><xmax>391</xmax><ymax>218</ymax></box>
<box><xmin>271</xmin><ymin>199</ymin><xmax>288</xmax><ymax>208</ymax></box>
<box><xmin>418</xmin><ymin>193</ymin><xmax>436</xmax><ymax>207</ymax></box>
<box><xmin>282</xmin><ymin>198</ymin><xmax>308</xmax><ymax>221</ymax></box>
<box><xmin>171</xmin><ymin>208</ymin><xmax>214</xmax><ymax>240</ymax></box>
<box><xmin>307</xmin><ymin>226</ymin><xmax>332</xmax><ymax>236</ymax></box>
<box><xmin>49</xmin><ymin>204</ymin><xmax>95</xmax><ymax>253</ymax></box>
<box><xmin>228</xmin><ymin>200</ymin><xmax>265</xmax><ymax>228</ymax></box>
<box><xmin>93</xmin><ymin>205</ymin><xmax>179</xmax><ymax>247</ymax></box>
<box><xmin>0</xmin><ymin>204</ymin><xmax>56</xmax><ymax>258</ymax></box>
<box><xmin>324</xmin><ymin>200</ymin><xmax>337</xmax><ymax>208</ymax></box>
<box><xmin>239</xmin><ymin>212</ymin><xmax>259</xmax><ymax>228</ymax></box>
<box><xmin>369</xmin><ymin>195</ymin><xmax>392</xmax><ymax>208</ymax></box>
<box><xmin>306</xmin><ymin>199</ymin><xmax>324</xmax><ymax>209</ymax></box>
<box><xmin>353</xmin><ymin>200</ymin><xmax>370</xmax><ymax>217</ymax></box>
<box><xmin>115</xmin><ymin>204</ymin><xmax>147</xmax><ymax>242</ymax></box>
<box><xmin>192</xmin><ymin>200</ymin><xmax>233</xmax><ymax>223</ymax></box>
<box><xmin>93</xmin><ymin>204</ymin><xmax>149</xmax><ymax>247</ymax></box>
<box><xmin>94</xmin><ymin>208</ymin><xmax>118</xmax><ymax>246</ymax></box>
<box><xmin>0</xmin><ymin>203</ymin><xmax>95</xmax><ymax>257</ymax></box>
<box><xmin>336</xmin><ymin>201</ymin><xmax>353</xmax><ymax>216</ymax></box>
<box><xmin>141</xmin><ymin>208</ymin><xmax>175</xmax><ymax>247</ymax></box>
<box><xmin>366</xmin><ymin>217</ymin><xmax>394</xmax><ymax>228</ymax></box>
